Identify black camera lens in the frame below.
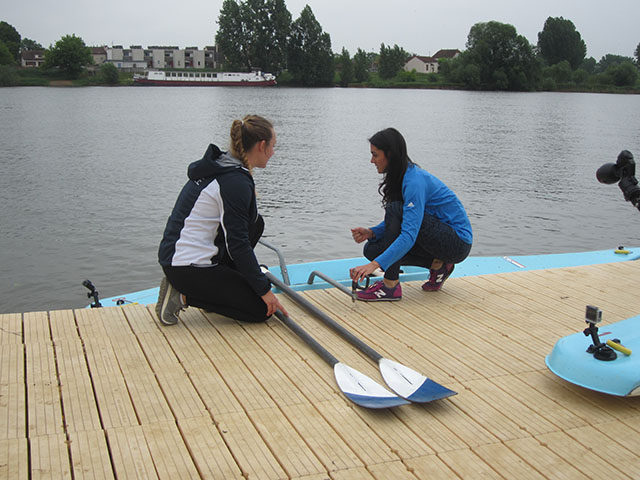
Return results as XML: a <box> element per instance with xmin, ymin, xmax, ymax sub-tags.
<box><xmin>596</xmin><ymin>163</ymin><xmax>620</xmax><ymax>184</ymax></box>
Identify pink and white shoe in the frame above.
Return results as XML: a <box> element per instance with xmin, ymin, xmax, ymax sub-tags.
<box><xmin>356</xmin><ymin>281</ymin><xmax>402</xmax><ymax>302</ymax></box>
<box><xmin>422</xmin><ymin>263</ymin><xmax>455</xmax><ymax>291</ymax></box>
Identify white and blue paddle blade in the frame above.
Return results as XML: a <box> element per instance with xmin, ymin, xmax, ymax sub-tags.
<box><xmin>379</xmin><ymin>358</ymin><xmax>457</xmax><ymax>403</ymax></box>
<box><xmin>334</xmin><ymin>363</ymin><xmax>409</xmax><ymax>408</ymax></box>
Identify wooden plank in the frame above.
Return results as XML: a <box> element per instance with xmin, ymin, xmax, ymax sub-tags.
<box><xmin>83</xmin><ymin>371</ymin><xmax>139</xmax><ymax>429</ymax></box>
<box><xmin>472</xmin><ymin>442</ymin><xmax>546</xmax><ymax>479</ymax></box>
<box><xmin>0</xmin><ymin>381</ymin><xmax>26</xmax><ymax>439</ymax></box>
<box><xmin>74</xmin><ymin>308</ymin><xmax>109</xmax><ymax>345</ymax></box>
<box><xmin>446</xmin><ymin>388</ymin><xmax>526</xmax><ymax>443</ymax></box>
<box><xmin>404</xmin><ymin>454</ymin><xmax>461</xmax><ymax>480</ymax></box>
<box><xmin>353</xmin><ymin>407</ymin><xmax>436</xmax><ymax>460</ymax></box>
<box><xmin>121</xmin><ymin>370</ymin><xmax>174</xmax><ymax>425</ymax></box>
<box><xmin>49</xmin><ymin>309</ymin><xmax>80</xmax><ymax>343</ymax></box>
<box><xmin>107</xmin><ymin>425</ymin><xmax>158</xmax><ymax>479</ymax></box>
<box><xmin>23</xmin><ymin>311</ymin><xmax>50</xmax><ymax>345</ymax></box>
<box><xmin>82</xmin><ymin>343</ymin><xmax>138</xmax><ymax>428</ymax></box>
<box><xmin>216</xmin><ymin>410</ymin><xmax>288</xmax><ymax>479</ymax></box>
<box><xmin>392</xmin><ymin>401</ymin><xmax>469</xmax><ymax>453</ymax></box>
<box><xmin>281</xmin><ymin>404</ymin><xmax>363</xmax><ymax>472</ymax></box>
<box><xmin>68</xmin><ymin>430</ymin><xmax>114</xmax><ymax>479</ymax></box>
<box><xmin>153</xmin><ymin>370</ymin><xmax>208</xmax><ymax>420</ymax></box>
<box><xmin>563</xmin><ymin>425</ymin><xmax>640</xmax><ymax>477</ymax></box>
<box><xmin>54</xmin><ymin>339</ymin><xmax>102</xmax><ymax>433</ymax></box>
<box><xmin>534</xmin><ymin>431</ymin><xmax>634</xmax><ymax>479</ymax></box>
<box><xmin>0</xmin><ymin>313</ymin><xmax>22</xmax><ymax>345</ymax></box>
<box><xmin>0</xmin><ymin>343</ymin><xmax>23</xmax><ymax>385</ymax></box>
<box><xmin>0</xmin><ymin>438</ymin><xmax>28</xmax><ymax>480</ymax></box>
<box><xmin>438</xmin><ymin>447</ymin><xmax>500</xmax><ymax>478</ymax></box>
<box><xmin>247</xmin><ymin>406</ymin><xmax>326</xmax><ymax>478</ymax></box>
<box><xmin>330</xmin><ymin>467</ymin><xmax>375</xmax><ymax>479</ymax></box>
<box><xmin>489</xmin><ymin>374</ymin><xmax>588</xmax><ymax>431</ymax></box>
<box><xmin>504</xmin><ymin>436</ymin><xmax>589</xmax><ymax>479</ymax></box>
<box><xmin>314</xmin><ymin>401</ymin><xmax>398</xmax><ymax>466</ymax></box>
<box><xmin>368</xmin><ymin>460</ymin><xmax>418</xmax><ymax>479</ymax></box>
<box><xmin>464</xmin><ymin>378</ymin><xmax>558</xmax><ymax>436</ymax></box>
<box><xmin>141</xmin><ymin>421</ymin><xmax>200</xmax><ymax>479</ymax></box>
<box><xmin>178</xmin><ymin>416</ymin><xmax>244</xmax><ymax>479</ymax></box>
<box><xmin>518</xmin><ymin>371</ymin><xmax>617</xmax><ymax>426</ymax></box>
<box><xmin>593</xmin><ymin>419</ymin><xmax>640</xmax><ymax>456</ymax></box>
<box><xmin>216</xmin><ymin>324</ymin><xmax>308</xmax><ymax>407</ymax></box>
<box><xmin>30</xmin><ymin>433</ymin><xmax>71</xmax><ymax>479</ymax></box>
<box><xmin>25</xmin><ymin>342</ymin><xmax>64</xmax><ymax>437</ymax></box>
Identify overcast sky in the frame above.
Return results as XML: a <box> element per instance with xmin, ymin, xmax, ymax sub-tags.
<box><xmin>4</xmin><ymin>0</ymin><xmax>639</xmax><ymax>61</ymax></box>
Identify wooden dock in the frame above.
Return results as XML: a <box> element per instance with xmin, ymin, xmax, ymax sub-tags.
<box><xmin>2</xmin><ymin>261</ymin><xmax>640</xmax><ymax>479</ymax></box>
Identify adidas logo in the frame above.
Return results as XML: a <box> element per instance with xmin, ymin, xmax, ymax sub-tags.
<box><xmin>407</xmin><ymin>202</ymin><xmax>415</xmax><ymax>208</ymax></box>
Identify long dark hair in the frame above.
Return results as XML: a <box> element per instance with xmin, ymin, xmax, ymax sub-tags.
<box><xmin>369</xmin><ymin>128</ymin><xmax>414</xmax><ymax>206</ymax></box>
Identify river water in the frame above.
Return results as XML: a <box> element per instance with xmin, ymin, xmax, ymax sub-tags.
<box><xmin>1</xmin><ymin>86</ymin><xmax>639</xmax><ymax>314</ymax></box>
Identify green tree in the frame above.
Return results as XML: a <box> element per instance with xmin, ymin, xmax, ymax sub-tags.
<box><xmin>216</xmin><ymin>0</ymin><xmax>248</xmax><ymax>70</ymax></box>
<box><xmin>378</xmin><ymin>43</ymin><xmax>409</xmax><ymax>79</ymax></box>
<box><xmin>543</xmin><ymin>60</ymin><xmax>572</xmax><ymax>83</ymax></box>
<box><xmin>287</xmin><ymin>6</ymin><xmax>334</xmax><ymax>86</ymax></box>
<box><xmin>44</xmin><ymin>34</ymin><xmax>92</xmax><ymax>78</ymax></box>
<box><xmin>0</xmin><ymin>41</ymin><xmax>14</xmax><ymax>65</ymax></box>
<box><xmin>337</xmin><ymin>47</ymin><xmax>353</xmax><ymax>86</ymax></box>
<box><xmin>100</xmin><ymin>62</ymin><xmax>119</xmax><ymax>84</ymax></box>
<box><xmin>0</xmin><ymin>64</ymin><xmax>18</xmax><ymax>85</ymax></box>
<box><xmin>597</xmin><ymin>54</ymin><xmax>635</xmax><ymax>73</ymax></box>
<box><xmin>580</xmin><ymin>57</ymin><xmax>597</xmax><ymax>73</ymax></box>
<box><xmin>353</xmin><ymin>48</ymin><xmax>370</xmax><ymax>82</ymax></box>
<box><xmin>537</xmin><ymin>17</ymin><xmax>586</xmax><ymax>69</ymax></box>
<box><xmin>606</xmin><ymin>61</ymin><xmax>638</xmax><ymax>87</ymax></box>
<box><xmin>444</xmin><ymin>21</ymin><xmax>539</xmax><ymax>90</ymax></box>
<box><xmin>0</xmin><ymin>21</ymin><xmax>20</xmax><ymax>62</ymax></box>
<box><xmin>21</xmin><ymin>38</ymin><xmax>43</xmax><ymax>51</ymax></box>
<box><xmin>215</xmin><ymin>0</ymin><xmax>291</xmax><ymax>73</ymax></box>
<box><xmin>635</xmin><ymin>42</ymin><xmax>639</xmax><ymax>65</ymax></box>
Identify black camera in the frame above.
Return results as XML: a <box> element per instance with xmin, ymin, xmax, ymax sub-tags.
<box><xmin>596</xmin><ymin>150</ymin><xmax>640</xmax><ymax>210</ymax></box>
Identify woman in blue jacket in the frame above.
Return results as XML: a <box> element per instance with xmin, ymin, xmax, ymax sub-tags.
<box><xmin>350</xmin><ymin>128</ymin><xmax>472</xmax><ymax>301</ymax></box>
<box><xmin>156</xmin><ymin>115</ymin><xmax>288</xmax><ymax>324</ymax></box>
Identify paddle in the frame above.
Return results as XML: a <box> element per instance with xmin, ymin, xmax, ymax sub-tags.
<box><xmin>268</xmin><ymin>271</ymin><xmax>456</xmax><ymax>403</ymax></box>
<box><xmin>273</xmin><ymin>310</ymin><xmax>408</xmax><ymax>409</ymax></box>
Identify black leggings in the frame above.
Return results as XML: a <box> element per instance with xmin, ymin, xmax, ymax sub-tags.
<box><xmin>364</xmin><ymin>202</ymin><xmax>472</xmax><ymax>281</ymax></box>
<box><xmin>162</xmin><ymin>216</ymin><xmax>269</xmax><ymax>323</ymax></box>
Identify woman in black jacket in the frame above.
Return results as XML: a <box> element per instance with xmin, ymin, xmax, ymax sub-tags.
<box><xmin>156</xmin><ymin>115</ymin><xmax>288</xmax><ymax>325</ymax></box>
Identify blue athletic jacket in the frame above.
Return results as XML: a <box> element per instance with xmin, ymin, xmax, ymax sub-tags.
<box><xmin>158</xmin><ymin>144</ymin><xmax>270</xmax><ymax>296</ymax></box>
<box><xmin>370</xmin><ymin>164</ymin><xmax>473</xmax><ymax>270</ymax></box>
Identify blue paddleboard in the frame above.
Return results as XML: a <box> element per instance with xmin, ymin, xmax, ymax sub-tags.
<box><xmin>546</xmin><ymin>315</ymin><xmax>640</xmax><ymax>396</ymax></box>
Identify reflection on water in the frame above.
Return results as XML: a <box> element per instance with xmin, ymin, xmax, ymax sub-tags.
<box><xmin>0</xmin><ymin>87</ymin><xmax>639</xmax><ymax>313</ymax></box>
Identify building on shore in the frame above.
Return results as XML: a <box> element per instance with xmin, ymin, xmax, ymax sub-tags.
<box><xmin>404</xmin><ymin>49</ymin><xmax>461</xmax><ymax>74</ymax></box>
<box><xmin>104</xmin><ymin>45</ymin><xmax>223</xmax><ymax>72</ymax></box>
<box><xmin>20</xmin><ymin>50</ymin><xmax>46</xmax><ymax>68</ymax></box>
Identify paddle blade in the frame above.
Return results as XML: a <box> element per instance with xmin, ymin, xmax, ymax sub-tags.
<box><xmin>379</xmin><ymin>358</ymin><xmax>457</xmax><ymax>403</ymax></box>
<box><xmin>334</xmin><ymin>363</ymin><xmax>409</xmax><ymax>409</ymax></box>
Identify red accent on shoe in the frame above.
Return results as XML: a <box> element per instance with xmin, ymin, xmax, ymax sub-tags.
<box><xmin>356</xmin><ymin>280</ymin><xmax>402</xmax><ymax>302</ymax></box>
<box><xmin>422</xmin><ymin>263</ymin><xmax>455</xmax><ymax>291</ymax></box>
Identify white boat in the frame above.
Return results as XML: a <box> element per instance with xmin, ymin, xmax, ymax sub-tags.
<box><xmin>133</xmin><ymin>70</ymin><xmax>277</xmax><ymax>86</ymax></box>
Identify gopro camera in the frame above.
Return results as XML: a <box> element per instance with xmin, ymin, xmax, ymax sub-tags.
<box><xmin>585</xmin><ymin>305</ymin><xmax>602</xmax><ymax>325</ymax></box>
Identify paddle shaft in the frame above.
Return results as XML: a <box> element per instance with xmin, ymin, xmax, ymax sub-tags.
<box><xmin>274</xmin><ymin>310</ymin><xmax>338</xmax><ymax>367</ymax></box>
<box><xmin>267</xmin><ymin>272</ymin><xmax>383</xmax><ymax>363</ymax></box>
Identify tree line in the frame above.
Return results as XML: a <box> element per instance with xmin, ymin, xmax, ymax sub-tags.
<box><xmin>0</xmin><ymin>21</ymin><xmax>120</xmax><ymax>86</ymax></box>
<box><xmin>2</xmin><ymin>5</ymin><xmax>639</xmax><ymax>90</ymax></box>
<box><xmin>215</xmin><ymin>3</ymin><xmax>639</xmax><ymax>90</ymax></box>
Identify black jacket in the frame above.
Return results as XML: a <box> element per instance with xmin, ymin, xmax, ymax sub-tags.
<box><xmin>158</xmin><ymin>144</ymin><xmax>270</xmax><ymax>296</ymax></box>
